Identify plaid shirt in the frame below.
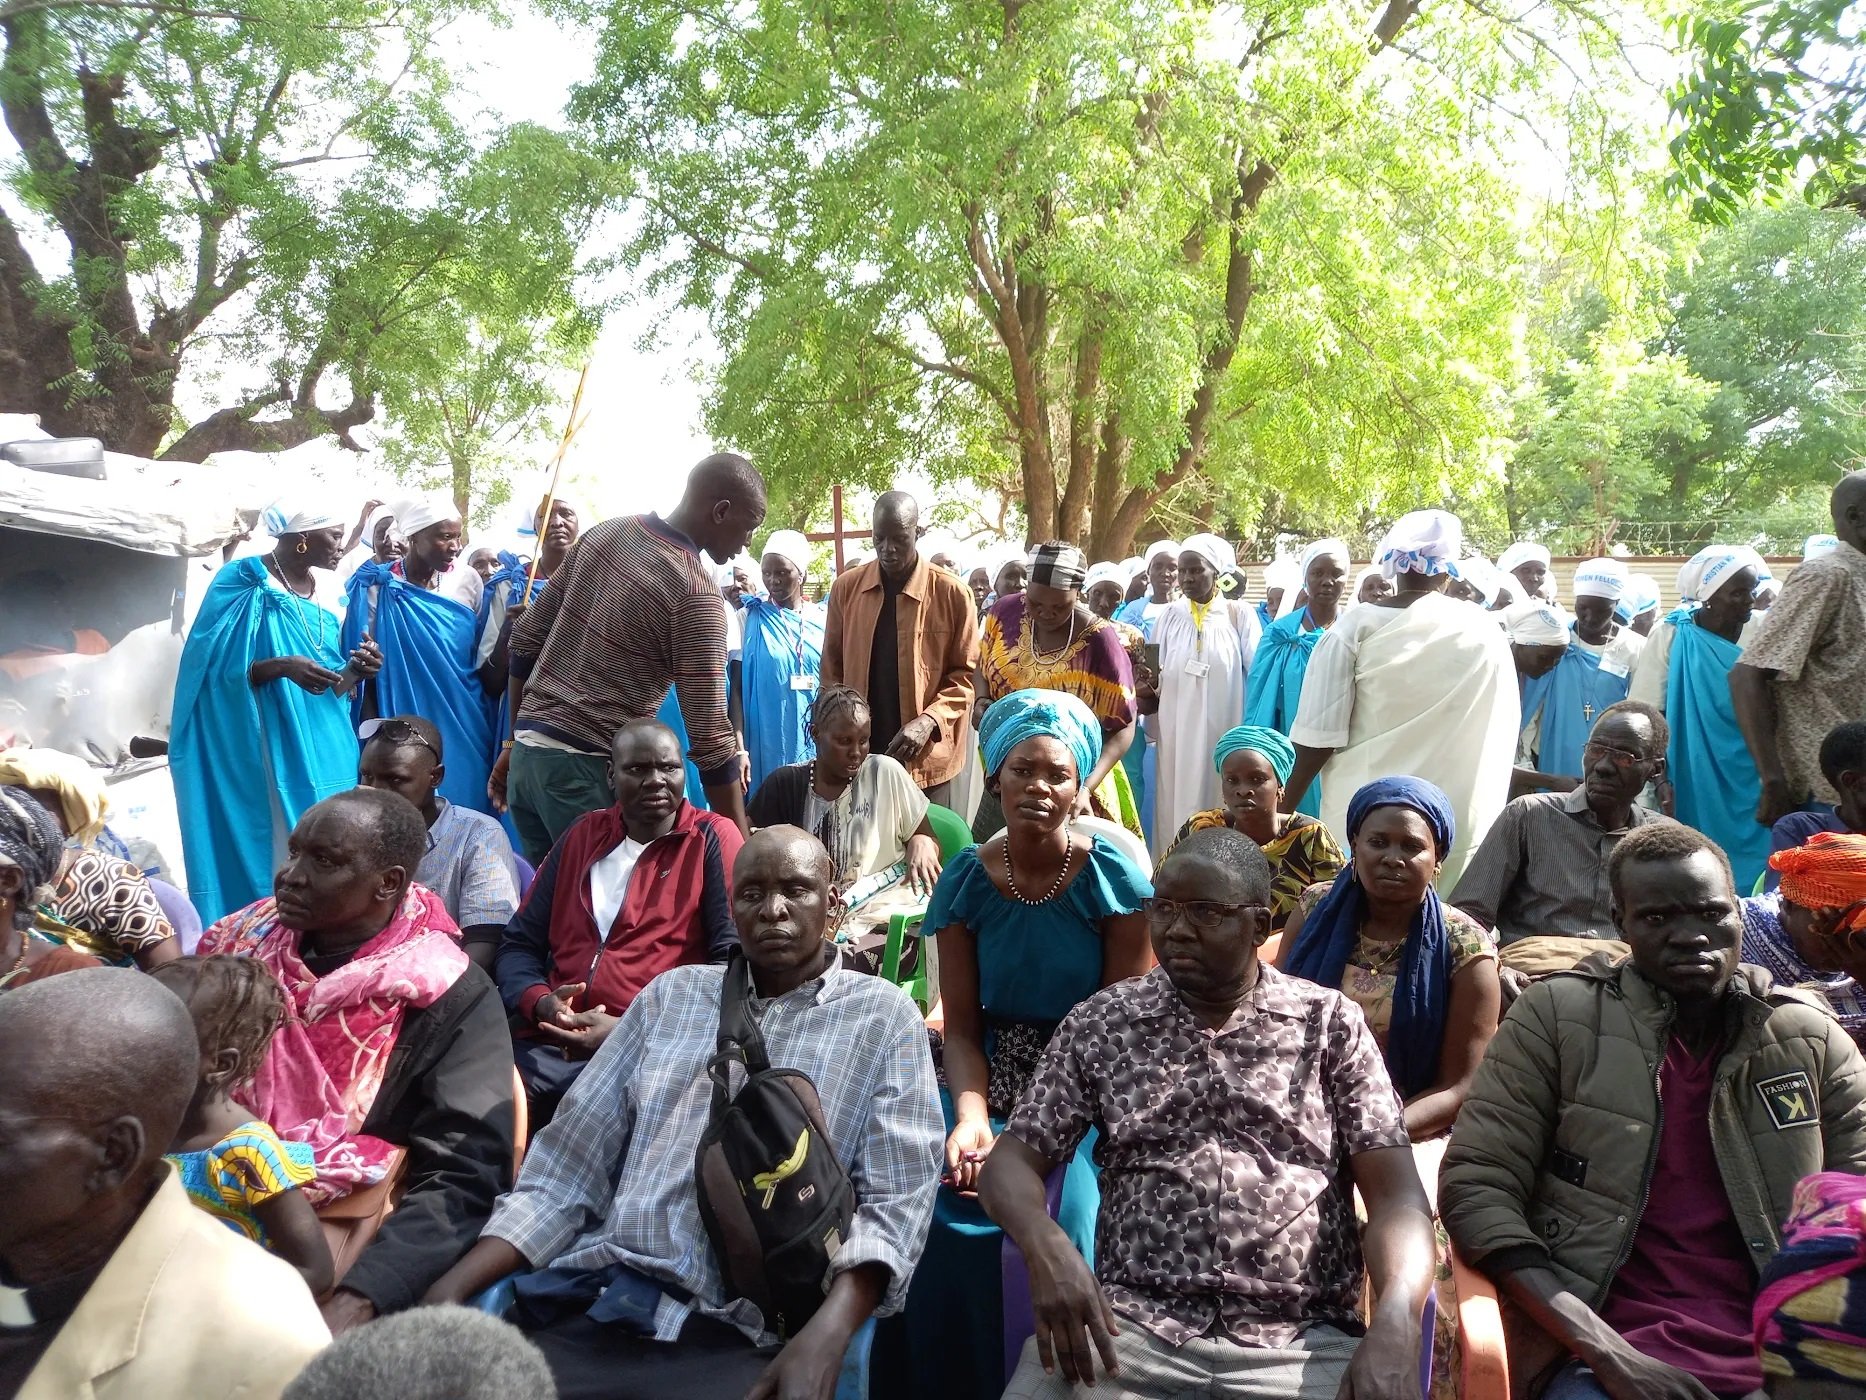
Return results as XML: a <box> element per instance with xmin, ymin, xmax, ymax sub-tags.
<box><xmin>484</xmin><ymin>957</ymin><xmax>944</xmax><ymax>1343</ymax></box>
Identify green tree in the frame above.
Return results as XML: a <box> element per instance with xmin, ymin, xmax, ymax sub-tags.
<box><xmin>1507</xmin><ymin>202</ymin><xmax>1866</xmax><ymax>551</ymax></box>
<box><xmin>562</xmin><ymin>0</ymin><xmax>1637</xmax><ymax>555</ymax></box>
<box><xmin>0</xmin><ymin>0</ymin><xmax>604</xmax><ymax>474</ymax></box>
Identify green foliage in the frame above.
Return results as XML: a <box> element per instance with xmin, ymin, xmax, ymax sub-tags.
<box><xmin>1507</xmin><ymin>202</ymin><xmax>1866</xmax><ymax>553</ymax></box>
<box><xmin>1666</xmin><ymin>0</ymin><xmax>1866</xmax><ymax>221</ymax></box>
<box><xmin>558</xmin><ymin>0</ymin><xmax>1642</xmax><ymax>555</ymax></box>
<box><xmin>0</xmin><ymin>0</ymin><xmax>605</xmax><ymax>512</ymax></box>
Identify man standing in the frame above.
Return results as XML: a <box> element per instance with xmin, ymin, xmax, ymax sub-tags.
<box><xmin>1441</xmin><ymin>822</ymin><xmax>1866</xmax><ymax>1400</ymax></box>
<box><xmin>821</xmin><ymin>491</ymin><xmax>978</xmax><ymax>805</ymax></box>
<box><xmin>495</xmin><ymin>453</ymin><xmax>766</xmax><ymax>860</ymax></box>
<box><xmin>1733</xmin><ymin>470</ymin><xmax>1866</xmax><ymax>827</ymax></box>
<box><xmin>494</xmin><ymin>720</ymin><xmax>743</xmax><ymax>1122</ymax></box>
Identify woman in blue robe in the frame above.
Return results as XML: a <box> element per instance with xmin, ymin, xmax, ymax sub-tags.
<box><xmin>171</xmin><ymin>504</ymin><xmax>381</xmax><ymax>921</ymax></box>
<box><xmin>739</xmin><ymin>530</ymin><xmax>826</xmax><ymax>790</ymax></box>
<box><xmin>342</xmin><ymin>496</ymin><xmax>497</xmax><ymax>814</ymax></box>
<box><xmin>1243</xmin><ymin>539</ymin><xmax>1349</xmax><ymax>818</ymax></box>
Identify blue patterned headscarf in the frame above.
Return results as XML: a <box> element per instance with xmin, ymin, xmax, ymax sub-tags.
<box><xmin>979</xmin><ymin>689</ymin><xmax>1102</xmax><ymax>782</ymax></box>
<box><xmin>1212</xmin><ymin>725</ymin><xmax>1297</xmax><ymax>785</ymax></box>
<box><xmin>1285</xmin><ymin>776</ymin><xmax>1457</xmax><ymax>1098</ymax></box>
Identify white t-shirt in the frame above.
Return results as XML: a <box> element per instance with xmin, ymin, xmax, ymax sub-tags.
<box><xmin>588</xmin><ymin>837</ymin><xmax>647</xmax><ymax>944</ymax></box>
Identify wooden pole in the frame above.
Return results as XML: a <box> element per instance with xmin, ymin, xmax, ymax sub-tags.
<box><xmin>524</xmin><ymin>363</ymin><xmax>591</xmax><ymax>598</ymax></box>
<box><xmin>832</xmin><ymin>483</ymin><xmax>845</xmax><ymax>572</ymax></box>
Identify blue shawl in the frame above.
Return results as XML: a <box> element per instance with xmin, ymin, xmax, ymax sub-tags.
<box><xmin>740</xmin><ymin>595</ymin><xmax>826</xmax><ymax>791</ymax></box>
<box><xmin>342</xmin><ymin>561</ymin><xmax>496</xmax><ymax>814</ymax></box>
<box><xmin>171</xmin><ymin>557</ymin><xmax>360</xmax><ymax>921</ymax></box>
<box><xmin>1285</xmin><ymin>776</ymin><xmax>1457</xmax><ymax>1098</ymax></box>
<box><xmin>1243</xmin><ymin>608</ymin><xmax>1327</xmax><ymax>817</ymax></box>
<box><xmin>1665</xmin><ymin>608</ymin><xmax>1770</xmax><ymax>891</ymax></box>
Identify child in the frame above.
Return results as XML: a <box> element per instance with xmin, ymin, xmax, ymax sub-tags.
<box><xmin>152</xmin><ymin>954</ymin><xmax>334</xmax><ymax>1296</ymax></box>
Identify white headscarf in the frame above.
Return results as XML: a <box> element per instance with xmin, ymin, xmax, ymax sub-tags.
<box><xmin>1497</xmin><ymin>541</ymin><xmax>1552</xmax><ymax>575</ymax></box>
<box><xmin>1455</xmin><ymin>555</ymin><xmax>1510</xmax><ymax>606</ymax></box>
<box><xmin>1353</xmin><ymin>565</ymin><xmax>1385</xmax><ymax>599</ymax></box>
<box><xmin>1614</xmin><ymin>573</ymin><xmax>1661</xmax><ymax>623</ymax></box>
<box><xmin>1501</xmin><ymin>599</ymin><xmax>1572</xmax><ymax>647</ymax></box>
<box><xmin>1274</xmin><ymin>539</ymin><xmax>1350</xmax><ymax>619</ymax></box>
<box><xmin>1570</xmin><ymin>558</ymin><xmax>1628</xmax><ymax>601</ymax></box>
<box><xmin>1085</xmin><ymin>561</ymin><xmax>1126</xmax><ymax>592</ymax></box>
<box><xmin>1805</xmin><ymin>534</ymin><xmax>1840</xmax><ymax>560</ymax></box>
<box><xmin>1119</xmin><ymin>556</ymin><xmax>1145</xmax><ymax>583</ymax></box>
<box><xmin>394</xmin><ymin>494</ymin><xmax>461</xmax><ymax>539</ymax></box>
<box><xmin>1677</xmin><ymin>545</ymin><xmax>1766</xmax><ymax>605</ymax></box>
<box><xmin>760</xmin><ymin>530</ymin><xmax>811</xmax><ymax>574</ymax></box>
<box><xmin>1375</xmin><ymin>510</ymin><xmax>1462</xmax><ymax>581</ymax></box>
<box><xmin>1179</xmin><ymin>533</ymin><xmax>1237</xmax><ymax>580</ymax></box>
<box><xmin>1142</xmin><ymin>539</ymin><xmax>1180</xmax><ymax>567</ymax></box>
<box><xmin>261</xmin><ymin>499</ymin><xmax>347</xmax><ymax>536</ymax></box>
<box><xmin>363</xmin><ymin>504</ymin><xmax>402</xmax><ymax>550</ymax></box>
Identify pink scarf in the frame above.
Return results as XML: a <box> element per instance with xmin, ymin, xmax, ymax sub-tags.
<box><xmin>200</xmin><ymin>886</ymin><xmax>469</xmax><ymax>1203</ymax></box>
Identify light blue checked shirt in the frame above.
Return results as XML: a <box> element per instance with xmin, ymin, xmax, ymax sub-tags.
<box><xmin>484</xmin><ymin>956</ymin><xmax>944</xmax><ymax>1343</ymax></box>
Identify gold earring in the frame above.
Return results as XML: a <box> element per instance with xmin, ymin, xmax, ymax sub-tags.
<box><xmin>295</xmin><ymin>539</ymin><xmax>309</xmax><ymax>555</ymax></box>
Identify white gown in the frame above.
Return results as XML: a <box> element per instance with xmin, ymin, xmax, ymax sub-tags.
<box><xmin>1149</xmin><ymin>597</ymin><xmax>1260</xmax><ymax>850</ymax></box>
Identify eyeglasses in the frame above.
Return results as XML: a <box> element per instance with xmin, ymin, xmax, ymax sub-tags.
<box><xmin>1582</xmin><ymin>740</ymin><xmax>1646</xmax><ymax>770</ymax></box>
<box><xmin>1141</xmin><ymin>897</ymin><xmax>1266</xmax><ymax>929</ymax></box>
<box><xmin>358</xmin><ymin>718</ymin><xmax>441</xmax><ymax>762</ymax></box>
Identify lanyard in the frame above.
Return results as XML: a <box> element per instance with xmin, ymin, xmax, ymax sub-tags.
<box><xmin>1187</xmin><ymin>598</ymin><xmax>1212</xmax><ymax>659</ymax></box>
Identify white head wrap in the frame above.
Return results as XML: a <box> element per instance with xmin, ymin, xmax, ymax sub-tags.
<box><xmin>1375</xmin><ymin>510</ymin><xmax>1462</xmax><ymax>581</ymax></box>
<box><xmin>1501</xmin><ymin>599</ymin><xmax>1572</xmax><ymax>647</ymax></box>
<box><xmin>394</xmin><ymin>493</ymin><xmax>461</xmax><ymax>539</ymax></box>
<box><xmin>261</xmin><ymin>499</ymin><xmax>347</xmax><ymax>537</ymax></box>
<box><xmin>1353</xmin><ymin>565</ymin><xmax>1385</xmax><ymax>598</ymax></box>
<box><xmin>1614</xmin><ymin>573</ymin><xmax>1661</xmax><ymax>623</ymax></box>
<box><xmin>1805</xmin><ymin>534</ymin><xmax>1840</xmax><ymax>560</ymax></box>
<box><xmin>1085</xmin><ymin>561</ymin><xmax>1126</xmax><ymax>592</ymax></box>
<box><xmin>714</xmin><ymin>561</ymin><xmax>737</xmax><ymax>587</ymax></box>
<box><xmin>760</xmin><ymin>530</ymin><xmax>811</xmax><ymax>574</ymax></box>
<box><xmin>1179</xmin><ymin>533</ymin><xmax>1238</xmax><ymax>580</ymax></box>
<box><xmin>361</xmin><ymin>504</ymin><xmax>402</xmax><ymax>549</ymax></box>
<box><xmin>1119</xmin><ymin>556</ymin><xmax>1145</xmax><ymax>583</ymax></box>
<box><xmin>1676</xmin><ymin>544</ymin><xmax>1767</xmax><ymax>605</ymax></box>
<box><xmin>1571</xmin><ymin>557</ymin><xmax>1628</xmax><ymax>601</ymax></box>
<box><xmin>1455</xmin><ymin>555</ymin><xmax>1510</xmax><ymax>606</ymax></box>
<box><xmin>1497</xmin><ymin>541</ymin><xmax>1552</xmax><ymax>576</ymax></box>
<box><xmin>1142</xmin><ymin>539</ymin><xmax>1180</xmax><ymax>567</ymax></box>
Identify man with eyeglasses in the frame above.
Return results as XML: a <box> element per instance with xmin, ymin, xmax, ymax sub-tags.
<box><xmin>980</xmin><ymin>826</ymin><xmax>1436</xmax><ymax>1399</ymax></box>
<box><xmin>1454</xmin><ymin>701</ymin><xmax>1676</xmax><ymax>995</ymax></box>
<box><xmin>358</xmin><ymin>714</ymin><xmax>521</xmax><ymax>972</ymax></box>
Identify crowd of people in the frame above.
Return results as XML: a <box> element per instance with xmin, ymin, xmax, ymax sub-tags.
<box><xmin>1</xmin><ymin>453</ymin><xmax>1865</xmax><ymax>1400</ymax></box>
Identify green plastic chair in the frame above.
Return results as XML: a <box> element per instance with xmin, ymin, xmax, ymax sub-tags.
<box><xmin>881</xmin><ymin>804</ymin><xmax>975</xmax><ymax>1011</ymax></box>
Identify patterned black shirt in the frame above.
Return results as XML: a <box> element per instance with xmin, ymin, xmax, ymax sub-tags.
<box><xmin>1004</xmin><ymin>963</ymin><xmax>1409</xmax><ymax>1347</ymax></box>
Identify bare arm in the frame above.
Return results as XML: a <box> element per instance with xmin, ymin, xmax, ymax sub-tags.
<box><xmin>1080</xmin><ymin>720</ymin><xmax>1134</xmax><ymax>808</ymax></box>
<box><xmin>1492</xmin><ymin>1266</ymin><xmax>1717</xmax><ymax>1400</ymax></box>
<box><xmin>1342</xmin><ymin>1145</ymin><xmax>1436</xmax><ymax>1400</ymax></box>
<box><xmin>934</xmin><ymin>922</ymin><xmax>993</xmax><ymax>1189</ymax></box>
<box><xmin>251</xmin><ymin>1188</ymin><xmax>336</xmax><ymax>1299</ymax></box>
<box><xmin>423</xmin><ymin>1237</ymin><xmax>529</xmax><ymax>1306</ymax></box>
<box><xmin>1731</xmin><ymin>660</ymin><xmax>1799</xmax><ymax>824</ymax></box>
<box><xmin>1402</xmin><ymin>956</ymin><xmax>1500</xmax><ymax>1139</ymax></box>
<box><xmin>1284</xmin><ymin>744</ymin><xmax>1334</xmax><ymax>812</ymax></box>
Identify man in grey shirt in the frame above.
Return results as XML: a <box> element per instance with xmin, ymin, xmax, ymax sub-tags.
<box><xmin>1452</xmin><ymin>702</ymin><xmax>1673</xmax><ymax>979</ymax></box>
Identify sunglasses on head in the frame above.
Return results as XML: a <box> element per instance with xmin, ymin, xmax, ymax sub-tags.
<box><xmin>359</xmin><ymin>718</ymin><xmax>440</xmax><ymax>762</ymax></box>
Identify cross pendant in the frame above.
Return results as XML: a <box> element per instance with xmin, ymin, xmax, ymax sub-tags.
<box><xmin>1582</xmin><ymin>703</ymin><xmax>1595</xmax><ymax>722</ymax></box>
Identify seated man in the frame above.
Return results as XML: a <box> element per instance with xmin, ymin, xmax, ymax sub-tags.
<box><xmin>1452</xmin><ymin>701</ymin><xmax>1672</xmax><ymax>986</ymax></box>
<box><xmin>0</xmin><ymin>968</ymin><xmax>328</xmax><ymax>1399</ymax></box>
<box><xmin>495</xmin><ymin>719</ymin><xmax>742</xmax><ymax>1120</ymax></box>
<box><xmin>427</xmin><ymin>826</ymin><xmax>944</xmax><ymax>1400</ymax></box>
<box><xmin>200</xmin><ymin>787</ymin><xmax>515</xmax><ymax>1334</ymax></box>
<box><xmin>1440</xmin><ymin>822</ymin><xmax>1866</xmax><ymax>1400</ymax></box>
<box><xmin>357</xmin><ymin>713</ymin><xmax>521</xmax><ymax>968</ymax></box>
<box><xmin>1767</xmin><ymin>719</ymin><xmax>1866</xmax><ymax>889</ymax></box>
<box><xmin>979</xmin><ymin>827</ymin><xmax>1436</xmax><ymax>1398</ymax></box>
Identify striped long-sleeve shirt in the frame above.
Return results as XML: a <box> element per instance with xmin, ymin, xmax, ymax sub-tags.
<box><xmin>510</xmin><ymin>514</ymin><xmax>738</xmax><ymax>783</ymax></box>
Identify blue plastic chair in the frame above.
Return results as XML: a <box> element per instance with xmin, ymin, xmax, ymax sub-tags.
<box><xmin>513</xmin><ymin>854</ymin><xmax>536</xmax><ymax>900</ymax></box>
<box><xmin>148</xmin><ymin>877</ymin><xmax>203</xmax><ymax>954</ymax></box>
<box><xmin>472</xmin><ymin>1276</ymin><xmax>876</xmax><ymax>1399</ymax></box>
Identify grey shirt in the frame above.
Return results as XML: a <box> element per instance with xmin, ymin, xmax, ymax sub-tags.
<box><xmin>1449</xmin><ymin>787</ymin><xmax>1669</xmax><ymax>944</ymax></box>
<box><xmin>416</xmin><ymin>799</ymin><xmax>521</xmax><ymax>933</ymax></box>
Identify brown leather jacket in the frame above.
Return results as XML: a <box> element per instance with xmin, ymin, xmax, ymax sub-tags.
<box><xmin>821</xmin><ymin>556</ymin><xmax>979</xmax><ymax>788</ymax></box>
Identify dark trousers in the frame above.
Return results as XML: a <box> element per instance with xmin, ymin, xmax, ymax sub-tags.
<box><xmin>513</xmin><ymin>1038</ymin><xmax>588</xmax><ymax>1129</ymax></box>
<box><xmin>527</xmin><ymin>1311</ymin><xmax>774</xmax><ymax>1400</ymax></box>
<box><xmin>508</xmin><ymin>743</ymin><xmax>613</xmax><ymax>865</ymax></box>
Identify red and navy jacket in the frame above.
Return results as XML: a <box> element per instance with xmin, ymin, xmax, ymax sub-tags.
<box><xmin>496</xmin><ymin>800</ymin><xmax>742</xmax><ymax>1026</ymax></box>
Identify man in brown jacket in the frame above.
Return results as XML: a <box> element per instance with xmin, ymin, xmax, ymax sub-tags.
<box><xmin>822</xmin><ymin>491</ymin><xmax>979</xmax><ymax>804</ymax></box>
<box><xmin>1440</xmin><ymin>821</ymin><xmax>1866</xmax><ymax>1400</ymax></box>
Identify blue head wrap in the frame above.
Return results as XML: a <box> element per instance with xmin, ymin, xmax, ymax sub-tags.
<box><xmin>1212</xmin><ymin>725</ymin><xmax>1297</xmax><ymax>785</ymax></box>
<box><xmin>1284</xmin><ymin>776</ymin><xmax>1457</xmax><ymax>1098</ymax></box>
<box><xmin>979</xmin><ymin>689</ymin><xmax>1101</xmax><ymax>782</ymax></box>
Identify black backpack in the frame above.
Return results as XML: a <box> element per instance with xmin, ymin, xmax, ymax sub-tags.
<box><xmin>694</xmin><ymin>954</ymin><xmax>856</xmax><ymax>1339</ymax></box>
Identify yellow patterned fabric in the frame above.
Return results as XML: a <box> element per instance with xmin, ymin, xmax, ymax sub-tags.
<box><xmin>1164</xmin><ymin>811</ymin><xmax>1347</xmax><ymax>930</ymax></box>
<box><xmin>168</xmin><ymin>1121</ymin><xmax>316</xmax><ymax>1244</ymax></box>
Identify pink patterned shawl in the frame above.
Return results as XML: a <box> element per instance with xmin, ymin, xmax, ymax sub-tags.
<box><xmin>199</xmin><ymin>885</ymin><xmax>469</xmax><ymax>1203</ymax></box>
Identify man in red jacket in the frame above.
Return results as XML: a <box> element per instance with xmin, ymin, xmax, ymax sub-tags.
<box><xmin>495</xmin><ymin>719</ymin><xmax>743</xmax><ymax>1121</ymax></box>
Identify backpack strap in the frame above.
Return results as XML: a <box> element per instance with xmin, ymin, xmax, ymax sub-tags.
<box><xmin>708</xmin><ymin>953</ymin><xmax>772</xmax><ymax>1114</ymax></box>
